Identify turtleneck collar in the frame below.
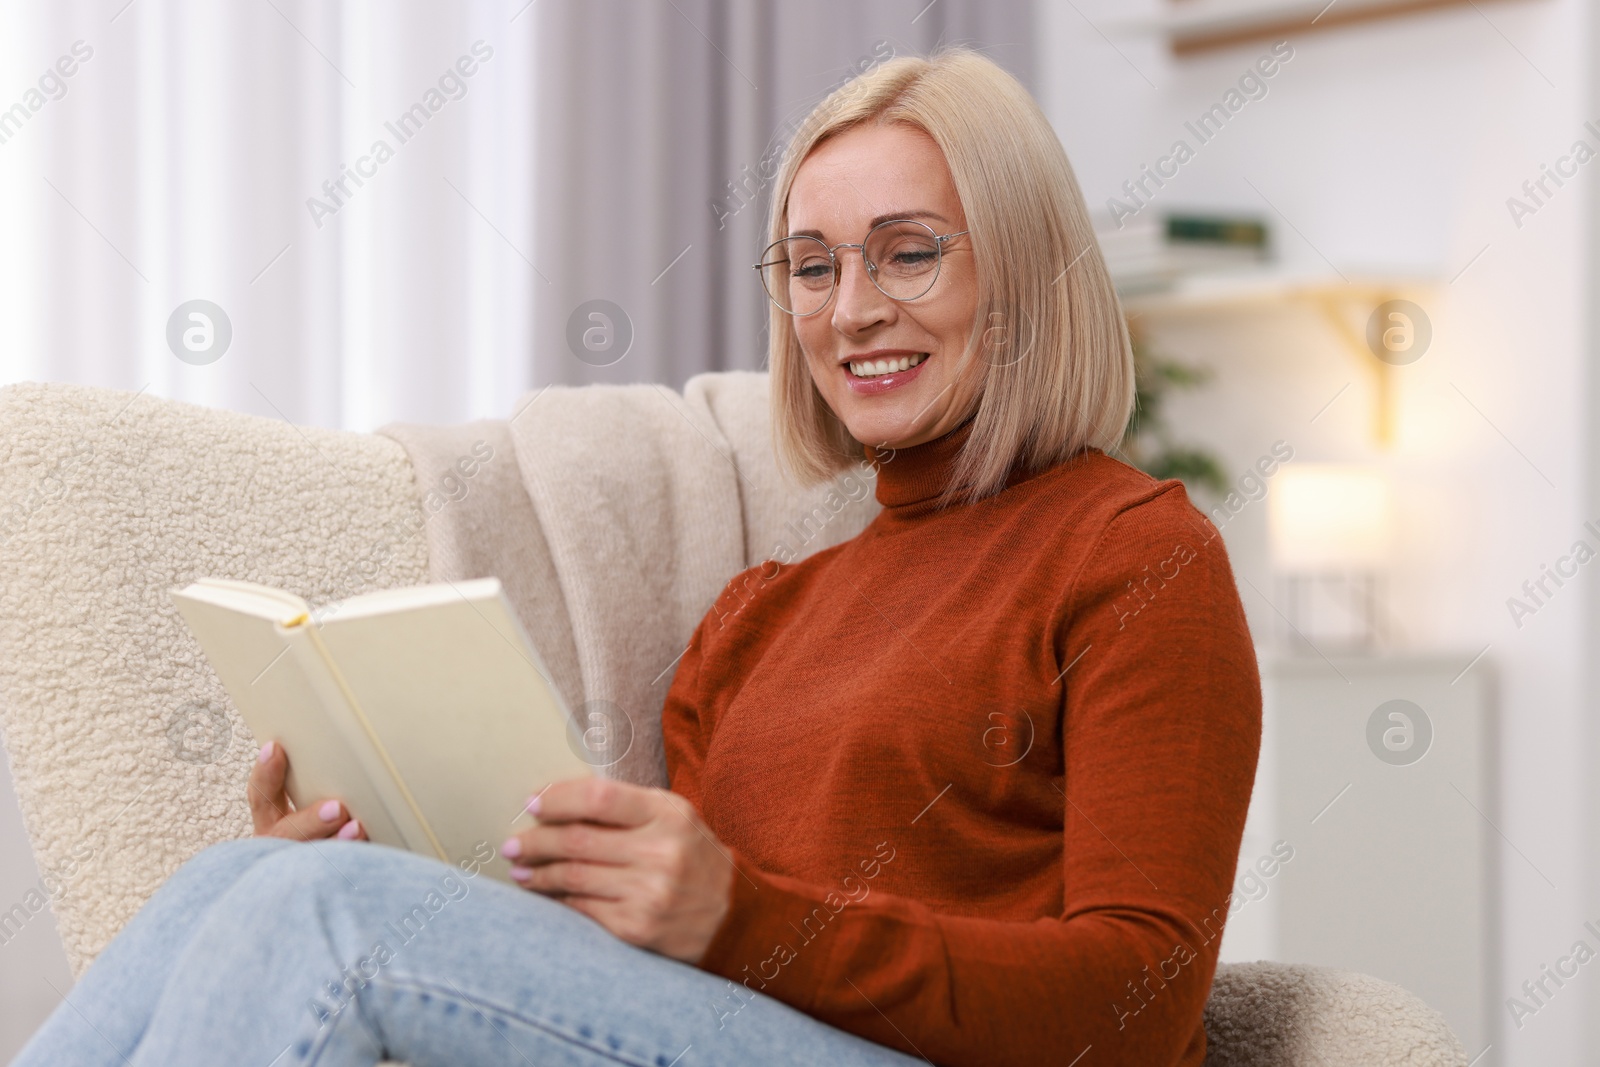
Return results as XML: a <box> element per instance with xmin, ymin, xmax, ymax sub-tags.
<box><xmin>864</xmin><ymin>415</ymin><xmax>978</xmax><ymax>510</ymax></box>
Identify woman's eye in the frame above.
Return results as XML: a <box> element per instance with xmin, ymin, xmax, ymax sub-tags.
<box><xmin>792</xmin><ymin>262</ymin><xmax>832</xmax><ymax>280</ymax></box>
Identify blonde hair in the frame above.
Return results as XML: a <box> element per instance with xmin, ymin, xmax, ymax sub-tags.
<box><xmin>767</xmin><ymin>47</ymin><xmax>1134</xmax><ymax>508</ymax></box>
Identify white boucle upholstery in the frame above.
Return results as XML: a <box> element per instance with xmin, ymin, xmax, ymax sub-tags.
<box><xmin>1203</xmin><ymin>961</ymin><xmax>1466</xmax><ymax>1065</ymax></box>
<box><xmin>0</xmin><ymin>380</ymin><xmax>431</xmax><ymax>975</ymax></box>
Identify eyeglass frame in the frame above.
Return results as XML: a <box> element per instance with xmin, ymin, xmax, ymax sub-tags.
<box><xmin>751</xmin><ymin>219</ymin><xmax>971</xmax><ymax>317</ymax></box>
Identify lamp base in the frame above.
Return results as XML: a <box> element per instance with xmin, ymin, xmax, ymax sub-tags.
<box><xmin>1275</xmin><ymin>572</ymin><xmax>1387</xmax><ymax>655</ymax></box>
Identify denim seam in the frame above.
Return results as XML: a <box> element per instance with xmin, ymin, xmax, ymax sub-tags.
<box><xmin>303</xmin><ymin>979</ymin><xmax>387</xmax><ymax>1067</ymax></box>
<box><xmin>359</xmin><ymin>974</ymin><xmax>673</xmax><ymax>1067</ymax></box>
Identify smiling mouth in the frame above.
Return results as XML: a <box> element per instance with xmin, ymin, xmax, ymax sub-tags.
<box><xmin>847</xmin><ymin>353</ymin><xmax>928</xmax><ymax>378</ymax></box>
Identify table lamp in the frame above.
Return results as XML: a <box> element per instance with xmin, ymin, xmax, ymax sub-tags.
<box><xmin>1268</xmin><ymin>464</ymin><xmax>1394</xmax><ymax>652</ymax></box>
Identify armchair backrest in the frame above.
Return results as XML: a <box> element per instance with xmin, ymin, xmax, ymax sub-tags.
<box><xmin>0</xmin><ymin>381</ymin><xmax>432</xmax><ymax>974</ymax></box>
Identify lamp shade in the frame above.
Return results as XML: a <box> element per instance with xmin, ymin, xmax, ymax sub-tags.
<box><xmin>1268</xmin><ymin>465</ymin><xmax>1393</xmax><ymax>572</ymax></box>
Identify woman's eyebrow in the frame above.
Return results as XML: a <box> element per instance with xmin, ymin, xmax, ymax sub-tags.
<box><xmin>789</xmin><ymin>209</ymin><xmax>949</xmax><ymax>240</ymax></box>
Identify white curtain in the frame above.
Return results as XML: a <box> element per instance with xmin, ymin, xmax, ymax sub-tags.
<box><xmin>0</xmin><ymin>0</ymin><xmax>1033</xmax><ymax>426</ymax></box>
<box><xmin>533</xmin><ymin>0</ymin><xmax>1037</xmax><ymax>393</ymax></box>
<box><xmin>0</xmin><ymin>0</ymin><xmax>538</xmax><ymax>431</ymax></box>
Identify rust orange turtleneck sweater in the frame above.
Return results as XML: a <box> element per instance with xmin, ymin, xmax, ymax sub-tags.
<box><xmin>662</xmin><ymin>416</ymin><xmax>1261</xmax><ymax>1067</ymax></box>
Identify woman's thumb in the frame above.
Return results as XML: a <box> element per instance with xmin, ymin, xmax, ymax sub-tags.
<box><xmin>247</xmin><ymin>740</ymin><xmax>290</xmax><ymax>834</ymax></box>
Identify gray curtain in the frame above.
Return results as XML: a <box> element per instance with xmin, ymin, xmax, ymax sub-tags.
<box><xmin>533</xmin><ymin>0</ymin><xmax>1037</xmax><ymax>390</ymax></box>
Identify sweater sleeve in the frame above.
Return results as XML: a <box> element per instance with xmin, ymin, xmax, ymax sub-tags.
<box><xmin>666</xmin><ymin>493</ymin><xmax>1262</xmax><ymax>1067</ymax></box>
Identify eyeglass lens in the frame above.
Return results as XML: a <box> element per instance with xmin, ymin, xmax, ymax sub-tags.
<box><xmin>759</xmin><ymin>220</ymin><xmax>947</xmax><ymax>316</ymax></box>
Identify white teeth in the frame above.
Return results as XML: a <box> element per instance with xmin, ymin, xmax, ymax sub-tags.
<box><xmin>849</xmin><ymin>353</ymin><xmax>925</xmax><ymax>378</ymax></box>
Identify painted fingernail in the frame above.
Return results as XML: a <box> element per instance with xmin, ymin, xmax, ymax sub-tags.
<box><xmin>257</xmin><ymin>741</ymin><xmax>274</xmax><ymax>764</ymax></box>
<box><xmin>525</xmin><ymin>794</ymin><xmax>541</xmax><ymax>817</ymax></box>
<box><xmin>509</xmin><ymin>866</ymin><xmax>532</xmax><ymax>882</ymax></box>
<box><xmin>319</xmin><ymin>800</ymin><xmax>342</xmax><ymax>822</ymax></box>
<box><xmin>336</xmin><ymin>819</ymin><xmax>361</xmax><ymax>840</ymax></box>
<box><xmin>500</xmin><ymin>836</ymin><xmax>522</xmax><ymax>859</ymax></box>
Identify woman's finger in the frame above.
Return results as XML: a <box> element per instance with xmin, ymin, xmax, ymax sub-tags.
<box><xmin>533</xmin><ymin>778</ymin><xmax>658</xmax><ymax>828</ymax></box>
<box><xmin>504</xmin><ymin>821</ymin><xmax>634</xmax><ymax>867</ymax></box>
<box><xmin>262</xmin><ymin>798</ymin><xmax>354</xmax><ymax>842</ymax></box>
<box><xmin>334</xmin><ymin>818</ymin><xmax>367</xmax><ymax>841</ymax></box>
<box><xmin>247</xmin><ymin>740</ymin><xmax>290</xmax><ymax>835</ymax></box>
<box><xmin>510</xmin><ymin>859</ymin><xmax>630</xmax><ymax>899</ymax></box>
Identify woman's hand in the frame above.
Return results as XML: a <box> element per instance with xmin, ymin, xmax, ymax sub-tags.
<box><xmin>502</xmin><ymin>778</ymin><xmax>734</xmax><ymax>964</ymax></box>
<box><xmin>248</xmin><ymin>740</ymin><xmax>368</xmax><ymax>843</ymax></box>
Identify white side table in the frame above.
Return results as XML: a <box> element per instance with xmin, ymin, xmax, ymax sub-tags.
<box><xmin>1219</xmin><ymin>652</ymin><xmax>1494</xmax><ymax>1062</ymax></box>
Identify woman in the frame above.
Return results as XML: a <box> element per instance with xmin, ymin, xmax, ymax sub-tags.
<box><xmin>16</xmin><ymin>48</ymin><xmax>1258</xmax><ymax>1067</ymax></box>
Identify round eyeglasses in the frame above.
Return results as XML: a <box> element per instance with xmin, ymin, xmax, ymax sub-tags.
<box><xmin>753</xmin><ymin>219</ymin><xmax>969</xmax><ymax>317</ymax></box>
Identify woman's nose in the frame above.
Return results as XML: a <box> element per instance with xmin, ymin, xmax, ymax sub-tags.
<box><xmin>831</xmin><ymin>249</ymin><xmax>892</xmax><ymax>332</ymax></box>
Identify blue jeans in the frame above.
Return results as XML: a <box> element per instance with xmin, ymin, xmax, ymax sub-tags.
<box><xmin>14</xmin><ymin>837</ymin><xmax>924</xmax><ymax>1066</ymax></box>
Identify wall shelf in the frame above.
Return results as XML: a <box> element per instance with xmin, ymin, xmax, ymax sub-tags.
<box><xmin>1120</xmin><ymin>270</ymin><xmax>1439</xmax><ymax>446</ymax></box>
<box><xmin>1109</xmin><ymin>0</ymin><xmax>1532</xmax><ymax>56</ymax></box>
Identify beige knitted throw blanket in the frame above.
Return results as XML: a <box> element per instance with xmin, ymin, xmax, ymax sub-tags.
<box><xmin>375</xmin><ymin>370</ymin><xmax>880</xmax><ymax>788</ymax></box>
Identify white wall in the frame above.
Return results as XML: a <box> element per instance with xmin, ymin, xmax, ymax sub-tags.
<box><xmin>1038</xmin><ymin>1</ymin><xmax>1590</xmax><ymax>1063</ymax></box>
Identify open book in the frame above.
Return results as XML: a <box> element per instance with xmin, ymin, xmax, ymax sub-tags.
<box><xmin>170</xmin><ymin>576</ymin><xmax>593</xmax><ymax>882</ymax></box>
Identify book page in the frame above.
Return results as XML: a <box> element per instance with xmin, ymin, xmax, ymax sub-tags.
<box><xmin>169</xmin><ymin>588</ymin><xmax>416</xmax><ymax>850</ymax></box>
<box><xmin>312</xmin><ymin>579</ymin><xmax>594</xmax><ymax>879</ymax></box>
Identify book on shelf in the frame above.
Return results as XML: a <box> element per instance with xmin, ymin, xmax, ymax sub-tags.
<box><xmin>1097</xmin><ymin>210</ymin><xmax>1271</xmax><ymax>294</ymax></box>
